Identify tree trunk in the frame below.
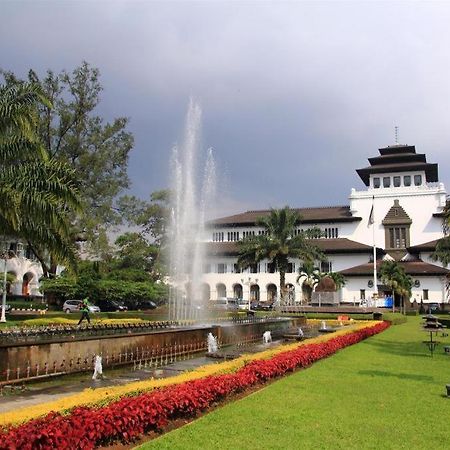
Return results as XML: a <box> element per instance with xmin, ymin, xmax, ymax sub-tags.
<box><xmin>279</xmin><ymin>270</ymin><xmax>286</xmax><ymax>306</ymax></box>
<box><xmin>301</xmin><ymin>284</ymin><xmax>312</xmax><ymax>305</ymax></box>
<box><xmin>27</xmin><ymin>241</ymin><xmax>51</xmax><ymax>277</ymax></box>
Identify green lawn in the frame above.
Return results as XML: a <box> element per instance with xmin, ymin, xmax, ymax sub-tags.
<box><xmin>139</xmin><ymin>317</ymin><xmax>450</xmax><ymax>450</ymax></box>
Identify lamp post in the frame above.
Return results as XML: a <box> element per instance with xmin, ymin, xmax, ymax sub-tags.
<box><xmin>241</xmin><ymin>277</ymin><xmax>258</xmax><ymax>311</ymax></box>
<box><xmin>1</xmin><ymin>250</ymin><xmax>8</xmax><ymax>323</ymax></box>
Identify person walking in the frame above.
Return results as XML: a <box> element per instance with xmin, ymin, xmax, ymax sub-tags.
<box><xmin>78</xmin><ymin>298</ymin><xmax>91</xmax><ymax>325</ymax></box>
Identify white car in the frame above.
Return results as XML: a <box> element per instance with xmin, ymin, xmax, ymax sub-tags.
<box><xmin>211</xmin><ymin>297</ymin><xmax>239</xmax><ymax>311</ymax></box>
<box><xmin>63</xmin><ymin>300</ymin><xmax>100</xmax><ymax>314</ymax></box>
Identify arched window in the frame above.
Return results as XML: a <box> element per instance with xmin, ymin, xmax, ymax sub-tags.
<box><xmin>233</xmin><ymin>284</ymin><xmax>243</xmax><ymax>300</ymax></box>
<box><xmin>267</xmin><ymin>284</ymin><xmax>277</xmax><ymax>302</ymax></box>
<box><xmin>22</xmin><ymin>272</ymin><xmax>34</xmax><ymax>296</ymax></box>
<box><xmin>201</xmin><ymin>284</ymin><xmax>210</xmax><ymax>302</ymax></box>
<box><xmin>250</xmin><ymin>284</ymin><xmax>260</xmax><ymax>302</ymax></box>
<box><xmin>216</xmin><ymin>283</ymin><xmax>226</xmax><ymax>299</ymax></box>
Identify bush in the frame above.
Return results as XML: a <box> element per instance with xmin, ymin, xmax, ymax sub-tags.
<box><xmin>384</xmin><ymin>314</ymin><xmax>407</xmax><ymax>325</ymax></box>
<box><xmin>41</xmin><ymin>276</ymin><xmax>168</xmax><ymax>306</ymax></box>
<box><xmin>8</xmin><ymin>299</ymin><xmax>47</xmax><ymax>310</ymax></box>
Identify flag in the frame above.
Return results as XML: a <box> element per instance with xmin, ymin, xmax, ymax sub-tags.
<box><xmin>367</xmin><ymin>197</ymin><xmax>374</xmax><ymax>227</ymax></box>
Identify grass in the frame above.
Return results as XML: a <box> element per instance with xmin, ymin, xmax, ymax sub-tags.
<box><xmin>138</xmin><ymin>317</ymin><xmax>450</xmax><ymax>450</ymax></box>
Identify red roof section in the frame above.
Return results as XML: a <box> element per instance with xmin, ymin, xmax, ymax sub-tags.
<box><xmin>339</xmin><ymin>260</ymin><xmax>449</xmax><ymax>276</ymax></box>
<box><xmin>207</xmin><ymin>206</ymin><xmax>360</xmax><ymax>227</ymax></box>
<box><xmin>204</xmin><ymin>238</ymin><xmax>377</xmax><ymax>256</ymax></box>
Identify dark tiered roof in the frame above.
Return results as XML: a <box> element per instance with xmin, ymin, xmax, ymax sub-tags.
<box><xmin>204</xmin><ymin>238</ymin><xmax>379</xmax><ymax>256</ymax></box>
<box><xmin>207</xmin><ymin>206</ymin><xmax>360</xmax><ymax>227</ymax></box>
<box><xmin>339</xmin><ymin>260</ymin><xmax>449</xmax><ymax>276</ymax></box>
<box><xmin>356</xmin><ymin>144</ymin><xmax>439</xmax><ymax>186</ymax></box>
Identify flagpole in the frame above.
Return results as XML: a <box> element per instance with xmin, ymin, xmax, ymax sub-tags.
<box><xmin>372</xmin><ymin>195</ymin><xmax>377</xmax><ymax>305</ymax></box>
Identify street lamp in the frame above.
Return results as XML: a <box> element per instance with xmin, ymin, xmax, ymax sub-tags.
<box><xmin>1</xmin><ymin>247</ymin><xmax>9</xmax><ymax>323</ymax></box>
<box><xmin>241</xmin><ymin>277</ymin><xmax>258</xmax><ymax>311</ymax></box>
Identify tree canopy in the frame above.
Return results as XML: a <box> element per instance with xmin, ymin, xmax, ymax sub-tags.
<box><xmin>2</xmin><ymin>63</ymin><xmax>134</xmax><ymax>263</ymax></box>
<box><xmin>237</xmin><ymin>207</ymin><xmax>324</xmax><ymax>305</ymax></box>
<box><xmin>0</xmin><ymin>82</ymin><xmax>80</xmax><ymax>270</ymax></box>
<box><xmin>379</xmin><ymin>260</ymin><xmax>411</xmax><ymax>312</ymax></box>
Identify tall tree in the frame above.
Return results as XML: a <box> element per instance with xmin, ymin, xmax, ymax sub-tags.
<box><xmin>118</xmin><ymin>189</ymin><xmax>171</xmax><ymax>278</ymax></box>
<box><xmin>432</xmin><ymin>201</ymin><xmax>450</xmax><ymax>267</ymax></box>
<box><xmin>237</xmin><ymin>207</ymin><xmax>324</xmax><ymax>305</ymax></box>
<box><xmin>2</xmin><ymin>62</ymin><xmax>133</xmax><ymax>262</ymax></box>
<box><xmin>0</xmin><ymin>82</ymin><xmax>80</xmax><ymax>270</ymax></box>
<box><xmin>114</xmin><ymin>232</ymin><xmax>158</xmax><ymax>273</ymax></box>
<box><xmin>118</xmin><ymin>190</ymin><xmax>171</xmax><ymax>245</ymax></box>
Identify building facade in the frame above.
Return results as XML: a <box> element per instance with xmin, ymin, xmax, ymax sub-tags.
<box><xmin>1</xmin><ymin>240</ymin><xmax>43</xmax><ymax>297</ymax></box>
<box><xmin>201</xmin><ymin>144</ymin><xmax>449</xmax><ymax>306</ymax></box>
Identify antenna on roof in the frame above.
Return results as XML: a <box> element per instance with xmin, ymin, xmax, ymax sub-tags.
<box><xmin>394</xmin><ymin>126</ymin><xmax>399</xmax><ymax>145</ymax></box>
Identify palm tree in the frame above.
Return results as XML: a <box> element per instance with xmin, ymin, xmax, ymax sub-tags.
<box><xmin>326</xmin><ymin>271</ymin><xmax>346</xmax><ymax>290</ymax></box>
<box><xmin>379</xmin><ymin>260</ymin><xmax>410</xmax><ymax>313</ymax></box>
<box><xmin>0</xmin><ymin>82</ymin><xmax>80</xmax><ymax>272</ymax></box>
<box><xmin>296</xmin><ymin>260</ymin><xmax>321</xmax><ymax>304</ymax></box>
<box><xmin>397</xmin><ymin>273</ymin><xmax>412</xmax><ymax>314</ymax></box>
<box><xmin>237</xmin><ymin>207</ymin><xmax>324</xmax><ymax>305</ymax></box>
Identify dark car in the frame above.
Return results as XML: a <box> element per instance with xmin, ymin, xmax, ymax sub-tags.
<box><xmin>137</xmin><ymin>300</ymin><xmax>157</xmax><ymax>310</ymax></box>
<box><xmin>123</xmin><ymin>299</ymin><xmax>157</xmax><ymax>311</ymax></box>
<box><xmin>427</xmin><ymin>303</ymin><xmax>441</xmax><ymax>314</ymax></box>
<box><xmin>253</xmin><ymin>302</ymin><xmax>274</xmax><ymax>311</ymax></box>
<box><xmin>96</xmin><ymin>299</ymin><xmax>127</xmax><ymax>312</ymax></box>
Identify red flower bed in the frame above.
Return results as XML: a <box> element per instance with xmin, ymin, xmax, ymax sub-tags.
<box><xmin>0</xmin><ymin>321</ymin><xmax>389</xmax><ymax>450</ymax></box>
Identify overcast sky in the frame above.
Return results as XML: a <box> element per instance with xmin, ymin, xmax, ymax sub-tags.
<box><xmin>2</xmin><ymin>0</ymin><xmax>450</xmax><ymax>216</ymax></box>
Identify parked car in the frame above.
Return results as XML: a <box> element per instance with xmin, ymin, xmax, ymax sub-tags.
<box><xmin>137</xmin><ymin>300</ymin><xmax>157</xmax><ymax>310</ymax></box>
<box><xmin>95</xmin><ymin>299</ymin><xmax>127</xmax><ymax>312</ymax></box>
<box><xmin>253</xmin><ymin>302</ymin><xmax>274</xmax><ymax>311</ymax></box>
<box><xmin>427</xmin><ymin>303</ymin><xmax>441</xmax><ymax>314</ymax></box>
<box><xmin>210</xmin><ymin>297</ymin><xmax>239</xmax><ymax>311</ymax></box>
<box><xmin>238</xmin><ymin>299</ymin><xmax>249</xmax><ymax>310</ymax></box>
<box><xmin>123</xmin><ymin>299</ymin><xmax>157</xmax><ymax>310</ymax></box>
<box><xmin>63</xmin><ymin>300</ymin><xmax>101</xmax><ymax>314</ymax></box>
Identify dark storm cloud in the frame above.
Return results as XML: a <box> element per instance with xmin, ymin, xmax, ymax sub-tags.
<box><xmin>2</xmin><ymin>1</ymin><xmax>450</xmax><ymax>215</ymax></box>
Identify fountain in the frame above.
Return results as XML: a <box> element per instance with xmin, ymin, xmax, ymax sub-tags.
<box><xmin>92</xmin><ymin>355</ymin><xmax>103</xmax><ymax>380</ymax></box>
<box><xmin>207</xmin><ymin>332</ymin><xmax>218</xmax><ymax>353</ymax></box>
<box><xmin>167</xmin><ymin>98</ymin><xmax>216</xmax><ymax>321</ymax></box>
<box><xmin>262</xmin><ymin>331</ymin><xmax>272</xmax><ymax>344</ymax></box>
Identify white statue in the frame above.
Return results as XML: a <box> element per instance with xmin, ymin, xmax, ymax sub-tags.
<box><xmin>207</xmin><ymin>332</ymin><xmax>218</xmax><ymax>353</ymax></box>
<box><xmin>320</xmin><ymin>320</ymin><xmax>327</xmax><ymax>330</ymax></box>
<box><xmin>92</xmin><ymin>355</ymin><xmax>103</xmax><ymax>380</ymax></box>
<box><xmin>298</xmin><ymin>327</ymin><xmax>304</xmax><ymax>337</ymax></box>
<box><xmin>263</xmin><ymin>330</ymin><xmax>272</xmax><ymax>343</ymax></box>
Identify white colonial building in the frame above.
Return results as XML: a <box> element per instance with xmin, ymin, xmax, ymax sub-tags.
<box><xmin>201</xmin><ymin>144</ymin><xmax>449</xmax><ymax>307</ymax></box>
<box><xmin>1</xmin><ymin>241</ymin><xmax>43</xmax><ymax>297</ymax></box>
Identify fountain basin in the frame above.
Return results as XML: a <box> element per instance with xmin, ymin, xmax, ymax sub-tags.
<box><xmin>0</xmin><ymin>317</ymin><xmax>305</xmax><ymax>385</ymax></box>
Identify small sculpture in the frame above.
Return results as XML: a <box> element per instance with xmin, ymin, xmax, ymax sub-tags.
<box><xmin>263</xmin><ymin>330</ymin><xmax>272</xmax><ymax>343</ymax></box>
<box><xmin>92</xmin><ymin>355</ymin><xmax>103</xmax><ymax>380</ymax></box>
